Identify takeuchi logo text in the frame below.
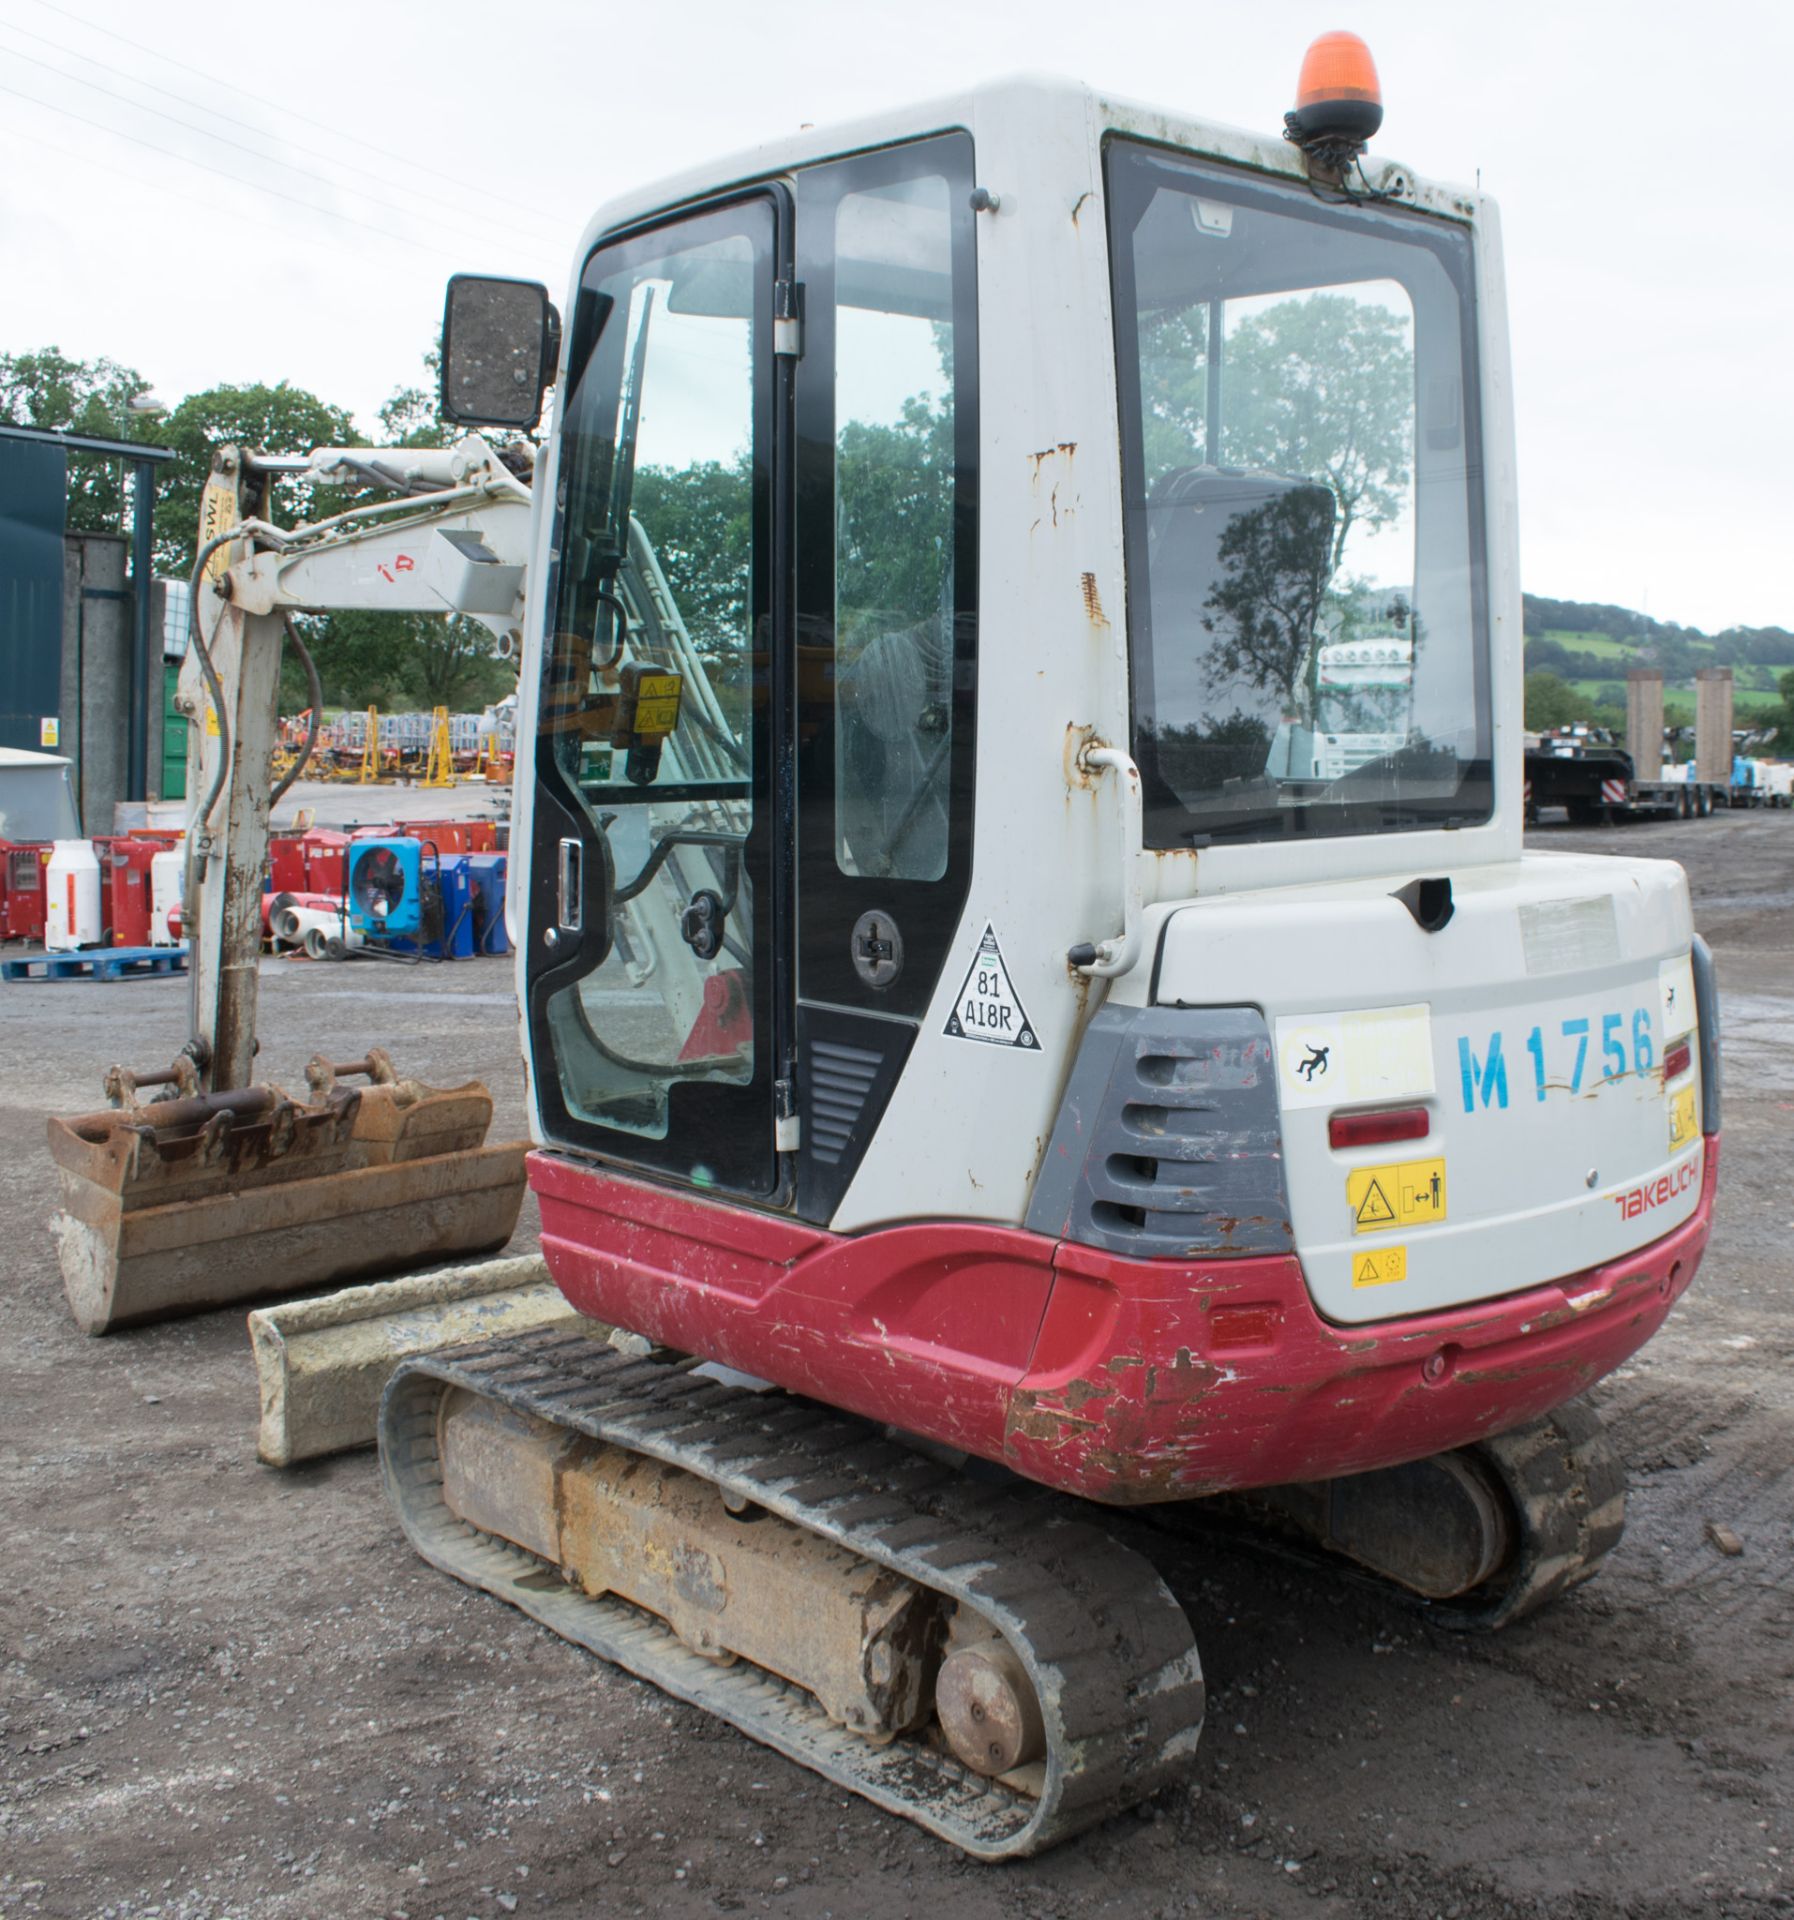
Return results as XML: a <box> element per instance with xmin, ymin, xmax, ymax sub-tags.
<box><xmin>1612</xmin><ymin>1159</ymin><xmax>1697</xmax><ymax>1221</ymax></box>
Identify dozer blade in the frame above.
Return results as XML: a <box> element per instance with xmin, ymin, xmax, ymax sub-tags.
<box><xmin>48</xmin><ymin>1074</ymin><xmax>526</xmax><ymax>1335</ymax></box>
<box><xmin>248</xmin><ymin>1256</ymin><xmax>603</xmax><ymax>1467</ymax></box>
<box><xmin>380</xmin><ymin>1327</ymin><xmax>1206</xmax><ymax>1859</ymax></box>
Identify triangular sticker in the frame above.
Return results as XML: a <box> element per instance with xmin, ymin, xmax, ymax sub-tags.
<box><xmin>1354</xmin><ymin>1178</ymin><xmax>1396</xmax><ymax>1227</ymax></box>
<box><xmin>944</xmin><ymin>924</ymin><xmax>1040</xmax><ymax>1051</ymax></box>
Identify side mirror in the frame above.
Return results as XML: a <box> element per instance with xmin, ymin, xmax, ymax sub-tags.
<box><xmin>440</xmin><ymin>275</ymin><xmax>562</xmax><ymax>430</ymax></box>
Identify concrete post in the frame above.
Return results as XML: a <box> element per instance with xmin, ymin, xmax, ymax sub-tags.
<box><xmin>1625</xmin><ymin>669</ymin><xmax>1665</xmax><ymax>777</ymax></box>
<box><xmin>1695</xmin><ymin>667</ymin><xmax>1734</xmax><ymax>787</ymax></box>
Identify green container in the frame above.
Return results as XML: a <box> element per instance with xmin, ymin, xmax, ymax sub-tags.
<box><xmin>161</xmin><ymin>660</ymin><xmax>187</xmax><ymax>801</ymax></box>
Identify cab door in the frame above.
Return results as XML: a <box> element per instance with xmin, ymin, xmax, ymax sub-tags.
<box><xmin>526</xmin><ymin>192</ymin><xmax>789</xmax><ymax>1197</ymax></box>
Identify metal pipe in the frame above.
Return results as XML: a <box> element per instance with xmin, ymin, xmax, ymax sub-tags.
<box><xmin>127</xmin><ymin>457</ymin><xmax>155</xmax><ymax>803</ymax></box>
<box><xmin>1075</xmin><ymin>746</ymin><xmax>1145</xmax><ymax>980</ymax></box>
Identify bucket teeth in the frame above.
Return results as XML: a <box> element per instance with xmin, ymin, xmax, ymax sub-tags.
<box><xmin>47</xmin><ymin>1068</ymin><xmax>525</xmax><ymax>1333</ymax></box>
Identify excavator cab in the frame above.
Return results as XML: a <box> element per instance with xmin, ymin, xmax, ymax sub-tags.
<box><xmin>396</xmin><ymin>67</ymin><xmax>1718</xmax><ymax>1857</ymax></box>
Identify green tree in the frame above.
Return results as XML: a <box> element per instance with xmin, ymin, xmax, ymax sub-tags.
<box><xmin>0</xmin><ymin>346</ymin><xmax>156</xmax><ymax>535</ymax></box>
<box><xmin>1140</xmin><ymin>292</ymin><xmax>1413</xmax><ymax>576</ymax></box>
<box><xmin>1755</xmin><ymin>668</ymin><xmax>1794</xmax><ymax>754</ymax></box>
<box><xmin>632</xmin><ymin>458</ymin><xmax>753</xmax><ymax>651</ymax></box>
<box><xmin>1201</xmin><ymin>485</ymin><xmax>1337</xmax><ymax>725</ymax></box>
<box><xmin>1525</xmin><ymin>670</ymin><xmax>1597</xmax><ymax>731</ymax></box>
<box><xmin>836</xmin><ymin>390</ymin><xmax>956</xmax><ymax>639</ymax></box>
<box><xmin>153</xmin><ymin>381</ymin><xmax>356</xmax><ymax>576</ymax></box>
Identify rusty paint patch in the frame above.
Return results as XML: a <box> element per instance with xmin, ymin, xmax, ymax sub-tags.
<box><xmin>1060</xmin><ymin>1375</ymin><xmax>1115</xmax><ymax>1411</ymax></box>
<box><xmin>1063</xmin><ymin>723</ymin><xmax>1103</xmax><ymax>791</ymax></box>
<box><xmin>1080</xmin><ymin>572</ymin><xmax>1109</xmax><ymax>629</ymax></box>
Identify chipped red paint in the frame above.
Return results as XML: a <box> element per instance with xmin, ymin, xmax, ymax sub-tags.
<box><xmin>531</xmin><ymin>1137</ymin><xmax>1719</xmax><ymax>1506</ymax></box>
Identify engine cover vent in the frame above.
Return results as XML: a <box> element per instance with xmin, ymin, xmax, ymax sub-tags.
<box><xmin>1026</xmin><ymin>1006</ymin><xmax>1294</xmax><ymax>1259</ymax></box>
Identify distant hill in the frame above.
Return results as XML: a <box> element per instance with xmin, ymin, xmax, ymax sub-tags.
<box><xmin>1524</xmin><ymin>594</ymin><xmax>1794</xmax><ymax>668</ymax></box>
<box><xmin>1522</xmin><ymin>594</ymin><xmax>1794</xmax><ymax>722</ymax></box>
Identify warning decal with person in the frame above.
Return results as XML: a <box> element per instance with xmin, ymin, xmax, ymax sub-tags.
<box><xmin>1346</xmin><ymin>1155</ymin><xmax>1449</xmax><ymax>1235</ymax></box>
<box><xmin>944</xmin><ymin>925</ymin><xmax>1040</xmax><ymax>1050</ymax></box>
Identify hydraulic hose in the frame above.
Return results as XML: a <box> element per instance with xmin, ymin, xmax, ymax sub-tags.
<box><xmin>269</xmin><ymin>615</ymin><xmax>323</xmax><ymax>807</ymax></box>
<box><xmin>185</xmin><ymin>527</ymin><xmax>242</xmax><ymax>852</ymax></box>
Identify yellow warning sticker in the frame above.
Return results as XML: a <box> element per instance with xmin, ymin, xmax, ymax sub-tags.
<box><xmin>1668</xmin><ymin>1084</ymin><xmax>1698</xmax><ymax>1153</ymax></box>
<box><xmin>1347</xmin><ymin>1156</ymin><xmax>1447</xmax><ymax>1235</ymax></box>
<box><xmin>631</xmin><ymin>674</ymin><xmax>683</xmax><ymax>736</ymax></box>
<box><xmin>1352</xmin><ymin>1245</ymin><xmax>1408</xmax><ymax>1288</ymax></box>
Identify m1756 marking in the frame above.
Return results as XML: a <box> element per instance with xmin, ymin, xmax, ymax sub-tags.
<box><xmin>1458</xmin><ymin>1005</ymin><xmax>1656</xmax><ymax>1113</ymax></box>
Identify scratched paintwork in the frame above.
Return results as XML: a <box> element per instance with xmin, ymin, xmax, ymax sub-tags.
<box><xmin>531</xmin><ymin>1142</ymin><xmax>1716</xmax><ymax>1508</ymax></box>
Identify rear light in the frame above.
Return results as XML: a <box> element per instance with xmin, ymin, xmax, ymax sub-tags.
<box><xmin>1328</xmin><ymin>1105</ymin><xmax>1431</xmax><ymax>1151</ymax></box>
<box><xmin>1663</xmin><ymin>1040</ymin><xmax>1692</xmax><ymax>1081</ymax></box>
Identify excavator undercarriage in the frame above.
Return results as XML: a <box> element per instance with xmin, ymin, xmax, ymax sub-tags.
<box><xmin>382</xmin><ymin>1327</ymin><xmax>1205</xmax><ymax>1858</ymax></box>
<box><xmin>380</xmin><ymin>1327</ymin><xmax>1633</xmax><ymax>1852</ymax></box>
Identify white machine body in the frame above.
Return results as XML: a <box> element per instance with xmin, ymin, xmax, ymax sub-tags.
<box><xmin>503</xmin><ymin>76</ymin><xmax>1706</xmax><ymax>1327</ymax></box>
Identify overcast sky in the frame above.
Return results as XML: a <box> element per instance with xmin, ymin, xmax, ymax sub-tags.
<box><xmin>1</xmin><ymin>0</ymin><xmax>1785</xmax><ymax>631</ymax></box>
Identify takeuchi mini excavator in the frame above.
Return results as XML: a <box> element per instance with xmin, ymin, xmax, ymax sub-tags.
<box><xmin>377</xmin><ymin>41</ymin><xmax>1720</xmax><ymax>1857</ymax></box>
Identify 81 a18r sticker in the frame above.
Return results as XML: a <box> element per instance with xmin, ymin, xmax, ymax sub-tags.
<box><xmin>944</xmin><ymin>925</ymin><xmax>1040</xmax><ymax>1050</ymax></box>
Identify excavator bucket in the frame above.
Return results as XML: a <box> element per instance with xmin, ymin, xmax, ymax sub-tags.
<box><xmin>47</xmin><ymin>1054</ymin><xmax>527</xmax><ymax>1335</ymax></box>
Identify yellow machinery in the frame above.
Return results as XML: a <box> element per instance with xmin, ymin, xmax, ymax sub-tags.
<box><xmin>423</xmin><ymin>706</ymin><xmax>456</xmax><ymax>788</ymax></box>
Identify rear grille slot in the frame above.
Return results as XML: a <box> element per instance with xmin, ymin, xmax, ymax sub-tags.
<box><xmin>1026</xmin><ymin>1007</ymin><xmax>1296</xmax><ymax>1258</ymax></box>
<box><xmin>809</xmin><ymin>1040</ymin><xmax>882</xmax><ymax>1165</ymax></box>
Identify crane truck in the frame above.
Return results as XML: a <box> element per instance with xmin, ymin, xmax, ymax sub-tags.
<box><xmin>138</xmin><ymin>37</ymin><xmax>1719</xmax><ymax>1859</ymax></box>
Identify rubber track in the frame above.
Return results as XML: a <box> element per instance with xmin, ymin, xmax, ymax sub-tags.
<box><xmin>1142</xmin><ymin>1397</ymin><xmax>1627</xmax><ymax>1634</ymax></box>
<box><xmin>379</xmin><ymin>1327</ymin><xmax>1205</xmax><ymax>1858</ymax></box>
<box><xmin>1436</xmin><ymin>1396</ymin><xmax>1628</xmax><ymax>1630</ymax></box>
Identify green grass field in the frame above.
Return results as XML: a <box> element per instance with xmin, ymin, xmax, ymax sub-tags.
<box><xmin>1544</xmin><ymin>627</ymin><xmax>1718</xmax><ymax>659</ymax></box>
<box><xmin>1564</xmin><ymin>679</ymin><xmax>1782</xmax><ymax>720</ymax></box>
<box><xmin>1544</xmin><ymin>630</ymin><xmax>1630</xmax><ymax>658</ymax></box>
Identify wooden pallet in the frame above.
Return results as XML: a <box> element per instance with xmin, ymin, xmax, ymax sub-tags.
<box><xmin>2</xmin><ymin>944</ymin><xmax>189</xmax><ymax>983</ymax></box>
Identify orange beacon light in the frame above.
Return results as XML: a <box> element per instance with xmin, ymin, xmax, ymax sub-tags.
<box><xmin>1285</xmin><ymin>31</ymin><xmax>1384</xmax><ymax>163</ymax></box>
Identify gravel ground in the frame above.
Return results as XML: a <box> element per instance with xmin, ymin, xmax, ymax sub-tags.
<box><xmin>1</xmin><ymin>810</ymin><xmax>1790</xmax><ymax>1920</ymax></box>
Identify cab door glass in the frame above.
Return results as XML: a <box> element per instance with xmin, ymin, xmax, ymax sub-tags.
<box><xmin>832</xmin><ymin>174</ymin><xmax>957</xmax><ymax>881</ymax></box>
<box><xmin>540</xmin><ymin>219</ymin><xmax>763</xmax><ymax>1150</ymax></box>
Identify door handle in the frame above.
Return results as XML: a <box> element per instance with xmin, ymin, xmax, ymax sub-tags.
<box><xmin>557</xmin><ymin>837</ymin><xmax>583</xmax><ymax>933</ymax></box>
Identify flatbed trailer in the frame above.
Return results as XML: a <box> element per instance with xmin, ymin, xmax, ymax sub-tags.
<box><xmin>1524</xmin><ymin>745</ymin><xmax>1727</xmax><ymax>823</ymax></box>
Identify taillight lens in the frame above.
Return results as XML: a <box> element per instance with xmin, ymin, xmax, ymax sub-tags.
<box><xmin>1328</xmin><ymin>1105</ymin><xmax>1431</xmax><ymax>1151</ymax></box>
<box><xmin>1663</xmin><ymin>1040</ymin><xmax>1692</xmax><ymax>1080</ymax></box>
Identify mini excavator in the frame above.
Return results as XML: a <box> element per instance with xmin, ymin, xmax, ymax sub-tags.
<box><xmin>370</xmin><ymin>43</ymin><xmax>1712</xmax><ymax>1857</ymax></box>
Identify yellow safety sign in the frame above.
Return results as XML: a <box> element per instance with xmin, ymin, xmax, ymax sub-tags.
<box><xmin>631</xmin><ymin>673</ymin><xmax>683</xmax><ymax>737</ymax></box>
<box><xmin>1668</xmin><ymin>1084</ymin><xmax>1698</xmax><ymax>1154</ymax></box>
<box><xmin>1352</xmin><ymin>1245</ymin><xmax>1407</xmax><ymax>1288</ymax></box>
<box><xmin>1347</xmin><ymin>1156</ymin><xmax>1447</xmax><ymax>1235</ymax></box>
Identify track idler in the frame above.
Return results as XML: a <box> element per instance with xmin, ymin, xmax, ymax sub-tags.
<box><xmin>381</xmin><ymin>1329</ymin><xmax>1206</xmax><ymax>1857</ymax></box>
<box><xmin>1231</xmin><ymin>1398</ymin><xmax>1627</xmax><ymax>1629</ymax></box>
